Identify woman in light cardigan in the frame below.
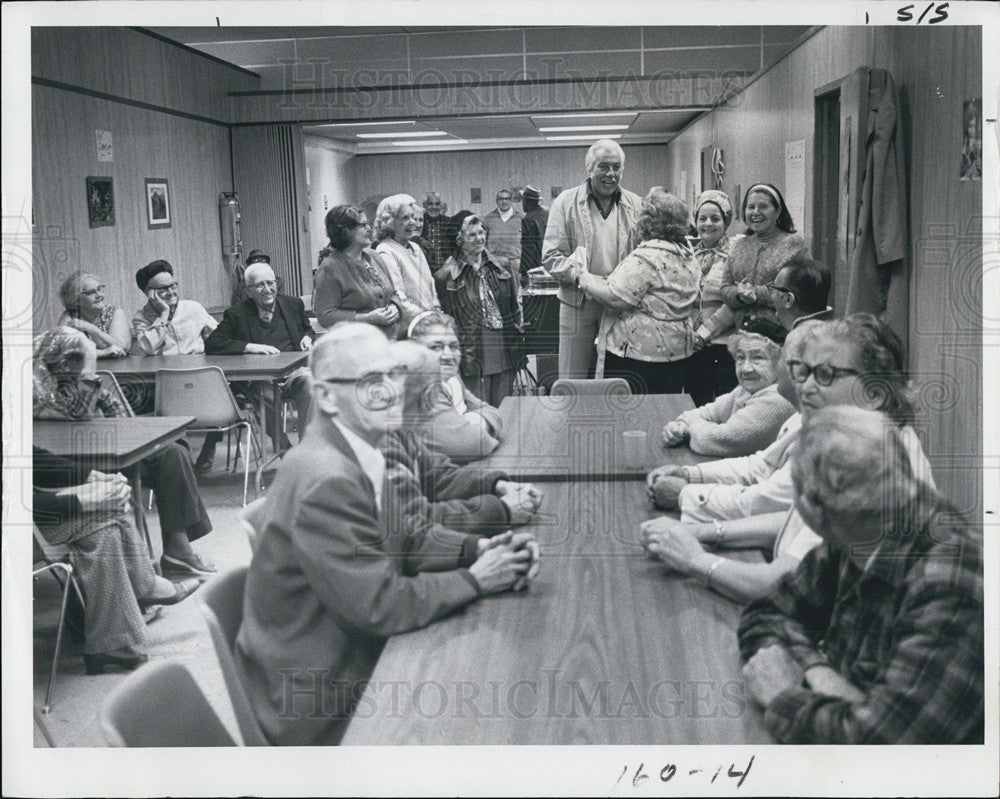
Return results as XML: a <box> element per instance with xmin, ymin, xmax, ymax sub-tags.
<box><xmin>374</xmin><ymin>193</ymin><xmax>440</xmax><ymax>315</ymax></box>
<box><xmin>662</xmin><ymin>319</ymin><xmax>794</xmax><ymax>457</ymax></box>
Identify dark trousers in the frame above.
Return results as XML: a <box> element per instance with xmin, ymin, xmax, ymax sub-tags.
<box><xmin>683</xmin><ymin>344</ymin><xmax>738</xmax><ymax>407</ymax></box>
<box><xmin>603</xmin><ymin>352</ymin><xmax>688</xmax><ymax>395</ymax></box>
<box><xmin>141</xmin><ymin>441</ymin><xmax>212</xmax><ymax>541</ymax></box>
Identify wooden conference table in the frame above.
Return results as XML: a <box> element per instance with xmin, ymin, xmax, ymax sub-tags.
<box><xmin>101</xmin><ymin>351</ymin><xmax>309</xmax><ymax>455</ymax></box>
<box><xmin>34</xmin><ymin>415</ymin><xmax>195</xmax><ymax>557</ymax></box>
<box><xmin>342</xmin><ymin>394</ymin><xmax>771</xmax><ymax>745</ymax></box>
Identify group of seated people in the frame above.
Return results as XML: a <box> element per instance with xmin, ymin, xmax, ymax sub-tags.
<box><xmin>32</xmin><ymin>145</ymin><xmax>982</xmax><ymax>746</ymax></box>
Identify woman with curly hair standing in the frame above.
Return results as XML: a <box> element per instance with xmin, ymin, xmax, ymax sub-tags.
<box><xmin>577</xmin><ymin>188</ymin><xmax>700</xmax><ymax>394</ymax></box>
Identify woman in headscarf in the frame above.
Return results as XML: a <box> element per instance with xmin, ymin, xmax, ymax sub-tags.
<box><xmin>717</xmin><ymin>183</ymin><xmax>808</xmax><ymax>329</ymax></box>
<box><xmin>685</xmin><ymin>190</ymin><xmax>740</xmax><ymax>405</ymax></box>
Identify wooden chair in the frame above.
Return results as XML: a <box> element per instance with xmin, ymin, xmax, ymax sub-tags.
<box><xmin>199</xmin><ymin>566</ymin><xmax>270</xmax><ymax>745</ymax></box>
<box><xmin>99</xmin><ymin>660</ymin><xmax>238</xmax><ymax>746</ymax></box>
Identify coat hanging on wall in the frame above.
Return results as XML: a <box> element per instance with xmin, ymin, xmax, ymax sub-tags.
<box><xmin>845</xmin><ymin>68</ymin><xmax>908</xmax><ymax>339</ymax></box>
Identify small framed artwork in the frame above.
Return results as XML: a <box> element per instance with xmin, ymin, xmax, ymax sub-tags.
<box><xmin>145</xmin><ymin>178</ymin><xmax>171</xmax><ymax>229</ymax></box>
<box><xmin>86</xmin><ymin>176</ymin><xmax>115</xmax><ymax>228</ymax></box>
<box><xmin>470</xmin><ymin>187</ymin><xmax>482</xmax><ymax>204</ymax></box>
<box><xmin>960</xmin><ymin>97</ymin><xmax>982</xmax><ymax>180</ymax></box>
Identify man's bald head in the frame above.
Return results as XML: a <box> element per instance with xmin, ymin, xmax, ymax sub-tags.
<box><xmin>244</xmin><ymin>261</ymin><xmax>275</xmax><ymax>287</ymax></box>
<box><xmin>310</xmin><ymin>323</ymin><xmax>389</xmax><ymax>382</ymax></box>
<box><xmin>310</xmin><ymin>323</ymin><xmax>405</xmax><ymax>443</ymax></box>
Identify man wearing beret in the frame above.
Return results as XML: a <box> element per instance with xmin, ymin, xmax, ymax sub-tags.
<box><xmin>132</xmin><ymin>259</ymin><xmax>222</xmax><ymax>473</ymax></box>
<box><xmin>132</xmin><ymin>259</ymin><xmax>217</xmax><ymax>356</ymax></box>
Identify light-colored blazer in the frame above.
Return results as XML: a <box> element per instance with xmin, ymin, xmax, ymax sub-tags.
<box><xmin>541</xmin><ymin>181</ymin><xmax>643</xmax><ymax>308</ymax></box>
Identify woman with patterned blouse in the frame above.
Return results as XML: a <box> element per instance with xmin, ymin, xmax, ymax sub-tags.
<box><xmin>313</xmin><ymin>204</ymin><xmax>402</xmax><ymax>337</ymax></box>
<box><xmin>57</xmin><ymin>271</ymin><xmax>131</xmax><ymax>358</ymax></box>
<box><xmin>577</xmin><ymin>188</ymin><xmax>699</xmax><ymax>394</ymax></box>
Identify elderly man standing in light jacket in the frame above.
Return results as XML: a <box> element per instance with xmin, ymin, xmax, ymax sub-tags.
<box><xmin>540</xmin><ymin>139</ymin><xmax>643</xmax><ymax>379</ymax></box>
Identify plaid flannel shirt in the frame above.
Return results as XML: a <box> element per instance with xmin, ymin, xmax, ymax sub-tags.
<box><xmin>738</xmin><ymin>495</ymin><xmax>984</xmax><ymax>744</ymax></box>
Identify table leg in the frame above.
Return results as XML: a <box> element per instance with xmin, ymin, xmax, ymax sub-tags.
<box><xmin>128</xmin><ymin>463</ymin><xmax>160</xmax><ymax>574</ymax></box>
<box><xmin>258</xmin><ymin>385</ymin><xmax>268</xmax><ymax>455</ymax></box>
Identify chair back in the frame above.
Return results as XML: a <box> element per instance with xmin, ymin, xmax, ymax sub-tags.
<box><xmin>155</xmin><ymin>366</ymin><xmax>242</xmax><ymax>429</ymax></box>
<box><xmin>550</xmin><ymin>377</ymin><xmax>632</xmax><ymax>398</ymax></box>
<box><xmin>199</xmin><ymin>566</ymin><xmax>269</xmax><ymax>745</ymax></box>
<box><xmin>99</xmin><ymin>660</ymin><xmax>237</xmax><ymax>746</ymax></box>
<box><xmin>238</xmin><ymin>496</ymin><xmax>267</xmax><ymax>555</ymax></box>
<box><xmin>94</xmin><ymin>371</ymin><xmax>135</xmax><ymax>416</ymax></box>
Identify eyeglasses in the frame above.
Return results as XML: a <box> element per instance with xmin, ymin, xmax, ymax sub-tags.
<box><xmin>78</xmin><ymin>284</ymin><xmax>106</xmax><ymax>298</ymax></box>
<box><xmin>786</xmin><ymin>359</ymin><xmax>860</xmax><ymax>386</ymax></box>
<box><xmin>317</xmin><ymin>367</ymin><xmax>408</xmax><ymax>409</ymax></box>
<box><xmin>766</xmin><ymin>283</ymin><xmax>794</xmax><ymax>297</ymax></box>
<box><xmin>249</xmin><ymin>280</ymin><xmax>277</xmax><ymax>290</ymax></box>
<box><xmin>496</xmin><ymin>195</ymin><xmax>512</xmax><ymax>201</ymax></box>
<box><xmin>150</xmin><ymin>282</ymin><xmax>179</xmax><ymax>294</ymax></box>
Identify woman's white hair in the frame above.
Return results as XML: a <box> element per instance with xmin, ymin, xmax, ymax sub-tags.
<box><xmin>373</xmin><ymin>194</ymin><xmax>418</xmax><ymax>241</ymax></box>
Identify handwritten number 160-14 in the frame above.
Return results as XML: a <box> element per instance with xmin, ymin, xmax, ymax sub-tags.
<box><xmin>896</xmin><ymin>3</ymin><xmax>949</xmax><ymax>23</ymax></box>
<box><xmin>615</xmin><ymin>756</ymin><xmax>754</xmax><ymax>790</ymax></box>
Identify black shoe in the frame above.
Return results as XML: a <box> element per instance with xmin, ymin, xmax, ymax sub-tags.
<box><xmin>138</xmin><ymin>578</ymin><xmax>200</xmax><ymax>609</ymax></box>
<box><xmin>194</xmin><ymin>443</ymin><xmax>217</xmax><ymax>475</ymax></box>
<box><xmin>84</xmin><ymin>647</ymin><xmax>148</xmax><ymax>675</ymax></box>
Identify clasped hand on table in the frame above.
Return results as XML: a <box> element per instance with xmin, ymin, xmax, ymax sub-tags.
<box><xmin>645</xmin><ymin>464</ymin><xmax>688</xmax><ymax>510</ymax></box>
<box><xmin>495</xmin><ymin>480</ymin><xmax>544</xmax><ymax>525</ymax></box>
<box><xmin>473</xmin><ymin>530</ymin><xmax>541</xmax><ymax>593</ymax></box>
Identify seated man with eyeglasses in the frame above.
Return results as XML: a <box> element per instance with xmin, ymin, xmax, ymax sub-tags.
<box><xmin>235</xmin><ymin>323</ymin><xmax>540</xmax><ymax>746</ymax></box>
<box><xmin>766</xmin><ymin>255</ymin><xmax>833</xmax><ymax>332</ymax></box>
<box><xmin>132</xmin><ymin>259</ymin><xmax>222</xmax><ymax>473</ymax></box>
<box><xmin>132</xmin><ymin>259</ymin><xmax>218</xmax><ymax>356</ymax></box>
<box><xmin>205</xmin><ymin>259</ymin><xmax>313</xmax><ymax>464</ymax></box>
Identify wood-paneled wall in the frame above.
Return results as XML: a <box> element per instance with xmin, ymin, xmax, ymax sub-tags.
<box><xmin>662</xmin><ymin>25</ymin><xmax>984</xmax><ymax>516</ymax></box>
<box><xmin>31</xmin><ymin>27</ymin><xmax>259</xmax><ymax>123</ymax></box>
<box><xmin>232</xmin><ymin>125</ymin><xmax>312</xmax><ymax>298</ymax></box>
<box><xmin>31</xmin><ymin>83</ymin><xmax>234</xmax><ymax>331</ymax></box>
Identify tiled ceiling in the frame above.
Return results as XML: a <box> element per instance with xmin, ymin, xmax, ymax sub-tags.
<box><xmin>149</xmin><ymin>25</ymin><xmax>814</xmax><ymax>152</ymax></box>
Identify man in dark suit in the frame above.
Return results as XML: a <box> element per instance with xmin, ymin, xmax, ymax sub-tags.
<box><xmin>235</xmin><ymin>323</ymin><xmax>540</xmax><ymax>745</ymax></box>
<box><xmin>204</xmin><ymin>260</ymin><xmax>313</xmax><ymax>461</ymax></box>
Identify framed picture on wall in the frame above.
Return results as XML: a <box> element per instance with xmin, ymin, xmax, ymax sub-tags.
<box><xmin>85</xmin><ymin>176</ymin><xmax>115</xmax><ymax>228</ymax></box>
<box><xmin>145</xmin><ymin>178</ymin><xmax>171</xmax><ymax>229</ymax></box>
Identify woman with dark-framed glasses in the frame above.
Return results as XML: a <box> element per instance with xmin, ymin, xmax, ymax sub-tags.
<box><xmin>640</xmin><ymin>313</ymin><xmax>934</xmax><ymax>604</ymax></box>
<box><xmin>57</xmin><ymin>271</ymin><xmax>131</xmax><ymax>358</ymax></box>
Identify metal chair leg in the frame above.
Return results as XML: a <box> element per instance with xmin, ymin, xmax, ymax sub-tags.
<box><xmin>35</xmin><ymin>562</ymin><xmax>74</xmax><ymax>714</ymax></box>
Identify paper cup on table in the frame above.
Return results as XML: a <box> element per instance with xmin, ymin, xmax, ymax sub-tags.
<box><xmin>622</xmin><ymin>430</ymin><xmax>647</xmax><ymax>468</ymax></box>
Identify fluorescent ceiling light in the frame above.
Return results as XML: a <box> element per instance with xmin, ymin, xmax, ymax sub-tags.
<box><xmin>544</xmin><ymin>134</ymin><xmax>623</xmax><ymax>141</ymax></box>
<box><xmin>358</xmin><ymin>131</ymin><xmax>447</xmax><ymax>139</ymax></box>
<box><xmin>390</xmin><ymin>139</ymin><xmax>469</xmax><ymax>146</ymax></box>
<box><xmin>536</xmin><ymin>125</ymin><xmax>630</xmax><ymax>132</ymax></box>
<box><xmin>316</xmin><ymin>120</ymin><xmax>416</xmax><ymax>129</ymax></box>
<box><xmin>533</xmin><ymin>112</ymin><xmax>636</xmax><ymax>120</ymax></box>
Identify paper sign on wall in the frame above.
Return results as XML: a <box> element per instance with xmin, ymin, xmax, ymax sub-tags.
<box><xmin>96</xmin><ymin>130</ymin><xmax>113</xmax><ymax>162</ymax></box>
<box><xmin>784</xmin><ymin>139</ymin><xmax>806</xmax><ymax>228</ymax></box>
